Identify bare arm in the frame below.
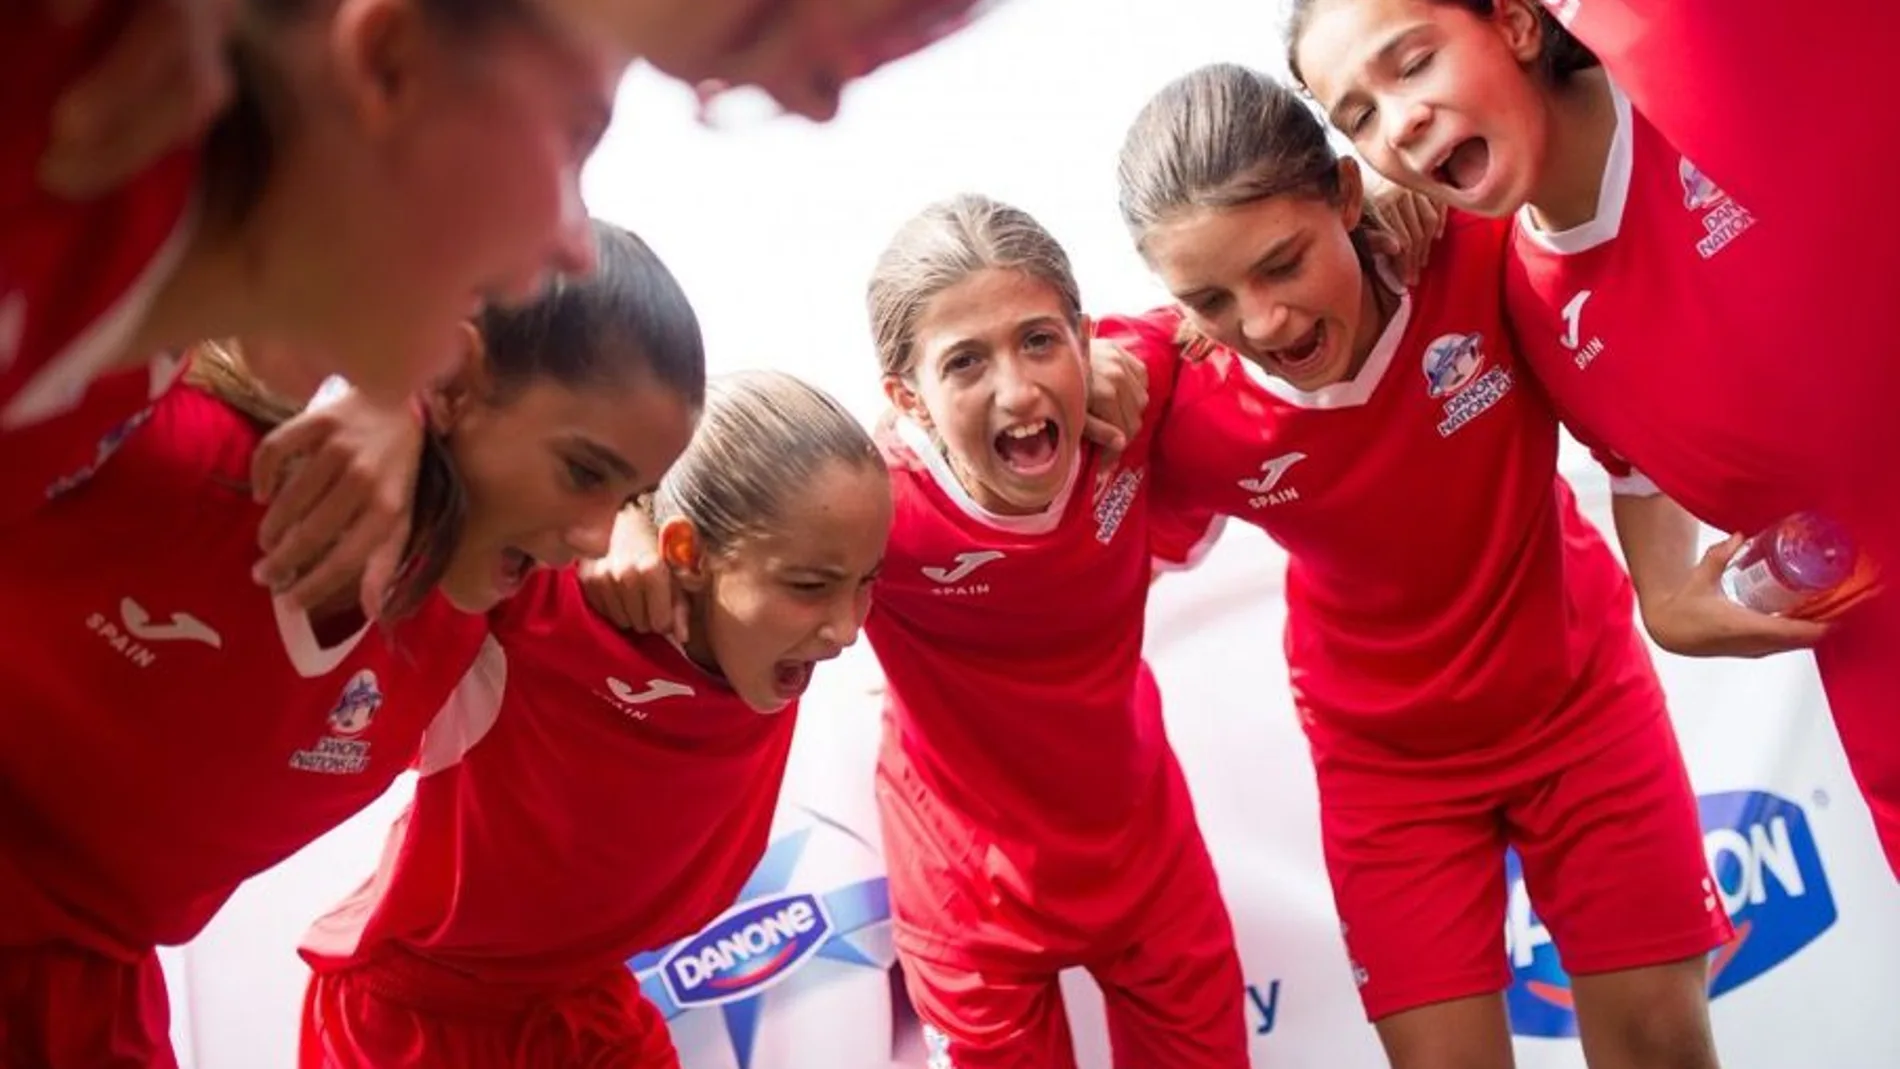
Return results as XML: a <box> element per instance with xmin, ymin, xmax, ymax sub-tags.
<box><xmin>1611</xmin><ymin>487</ymin><xmax>1827</xmax><ymax>659</ymax></box>
<box><xmin>1612</xmin><ymin>489</ymin><xmax>1701</xmax><ymax>633</ymax></box>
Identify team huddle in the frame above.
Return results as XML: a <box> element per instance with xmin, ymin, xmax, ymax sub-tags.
<box><xmin>3</xmin><ymin>1</ymin><xmax>1895</xmax><ymax>1067</ymax></box>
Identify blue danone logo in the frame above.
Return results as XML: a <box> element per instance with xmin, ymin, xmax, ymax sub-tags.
<box><xmin>662</xmin><ymin>892</ymin><xmax>834</xmax><ymax>1009</ymax></box>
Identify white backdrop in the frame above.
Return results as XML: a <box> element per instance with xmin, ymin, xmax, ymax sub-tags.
<box><xmin>163</xmin><ymin>1</ymin><xmax>1900</xmax><ymax>1065</ymax></box>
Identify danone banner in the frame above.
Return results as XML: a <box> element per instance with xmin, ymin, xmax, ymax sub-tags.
<box><xmin>666</xmin><ymin>512</ymin><xmax>1900</xmax><ymax>1069</ymax></box>
<box><xmin>1503</xmin><ymin>791</ymin><xmax>1837</xmax><ymax>1040</ymax></box>
<box><xmin>654</xmin><ymin>806</ymin><xmax>899</xmax><ymax>1069</ymax></box>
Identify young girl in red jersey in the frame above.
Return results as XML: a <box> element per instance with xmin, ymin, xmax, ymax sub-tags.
<box><xmin>1103</xmin><ymin>62</ymin><xmax>1729</xmax><ymax>1069</ymax></box>
<box><xmin>295</xmin><ymin>370</ymin><xmax>887</xmax><ymax>1069</ymax></box>
<box><xmin>589</xmin><ymin>193</ymin><xmax>1252</xmax><ymax>1069</ymax></box>
<box><xmin>1519</xmin><ymin>0</ymin><xmax>1900</xmax><ymax>561</ymax></box>
<box><xmin>859</xmin><ymin>195</ymin><xmax>1253</xmax><ymax>1069</ymax></box>
<box><xmin>0</xmin><ymin>221</ymin><xmax>703</xmax><ymax>1069</ymax></box>
<box><xmin>1</xmin><ymin>0</ymin><xmax>622</xmax><ymax>467</ymax></box>
<box><xmin>1288</xmin><ymin>0</ymin><xmax>1900</xmax><ymax>881</ymax></box>
<box><xmin>1513</xmin><ymin>0</ymin><xmax>1894</xmax><ymax>264</ymax></box>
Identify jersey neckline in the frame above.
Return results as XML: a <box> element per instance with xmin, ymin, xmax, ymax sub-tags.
<box><xmin>1515</xmin><ymin>81</ymin><xmax>1634</xmax><ymax>255</ymax></box>
<box><xmin>1236</xmin><ymin>258</ymin><xmax>1413</xmax><ymax>411</ymax></box>
<box><xmin>272</xmin><ymin>593</ymin><xmax>372</xmax><ymax>678</ymax></box>
<box><xmin>896</xmin><ymin>415</ymin><xmax>1079</xmax><ymax>535</ymax></box>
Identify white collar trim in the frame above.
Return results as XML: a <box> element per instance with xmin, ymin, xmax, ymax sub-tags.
<box><xmin>1240</xmin><ymin>259</ymin><xmax>1412</xmax><ymax>411</ymax></box>
<box><xmin>272</xmin><ymin>594</ymin><xmax>371</xmax><ymax>678</ymax></box>
<box><xmin>1516</xmin><ymin>81</ymin><xmax>1633</xmax><ymax>254</ymax></box>
<box><xmin>896</xmin><ymin>416</ymin><xmax>1076</xmax><ymax>535</ymax></box>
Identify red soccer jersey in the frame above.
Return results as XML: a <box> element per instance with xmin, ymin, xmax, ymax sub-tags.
<box><xmin>302</xmin><ymin>568</ymin><xmax>796</xmax><ymax>988</ymax></box>
<box><xmin>1538</xmin><ymin>0</ymin><xmax>1892</xmax><ymax>234</ymax></box>
<box><xmin>1528</xmin><ymin>17</ymin><xmax>1900</xmax><ymax>549</ymax></box>
<box><xmin>1505</xmin><ymin>89</ymin><xmax>1837</xmax><ymax>534</ymax></box>
<box><xmin>866</xmin><ymin>342</ymin><xmax>1208</xmax><ymax>925</ymax></box>
<box><xmin>1509</xmin><ymin>65</ymin><xmax>1900</xmax><ymax>872</ymax></box>
<box><xmin>1107</xmin><ymin>213</ymin><xmax>1655</xmax><ymax>785</ymax></box>
<box><xmin>0</xmin><ymin>384</ymin><xmax>485</xmax><ymax>960</ymax></box>
<box><xmin>0</xmin><ymin>6</ymin><xmax>196</xmax><ymax>435</ymax></box>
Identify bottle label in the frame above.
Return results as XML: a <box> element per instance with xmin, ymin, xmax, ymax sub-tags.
<box><xmin>1723</xmin><ymin>559</ymin><xmax>1805</xmax><ymax>616</ymax></box>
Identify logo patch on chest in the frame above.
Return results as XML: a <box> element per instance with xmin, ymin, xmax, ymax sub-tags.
<box><xmin>922</xmin><ymin>550</ymin><xmax>1003</xmax><ymax>597</ymax></box>
<box><xmin>602</xmin><ymin>676</ymin><xmax>695</xmax><ymax>719</ymax></box>
<box><xmin>87</xmin><ymin>596</ymin><xmax>222</xmax><ymax>669</ymax></box>
<box><xmin>289</xmin><ymin>669</ymin><xmax>382</xmax><ymax>775</ymax></box>
<box><xmin>1093</xmin><ymin>468</ymin><xmax>1143</xmax><ymax>543</ymax></box>
<box><xmin>1239</xmin><ymin>452</ymin><xmax>1307</xmax><ymax>509</ymax></box>
<box><xmin>1423</xmin><ymin>332</ymin><xmax>1513</xmax><ymax>437</ymax></box>
<box><xmin>1679</xmin><ymin>157</ymin><xmax>1754</xmax><ymax>259</ymax></box>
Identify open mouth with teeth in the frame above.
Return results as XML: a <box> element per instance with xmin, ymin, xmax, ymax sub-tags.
<box><xmin>993</xmin><ymin>418</ymin><xmax>1061</xmax><ymax>475</ymax></box>
<box><xmin>1264</xmin><ymin>322</ymin><xmax>1328</xmax><ymax>375</ymax></box>
<box><xmin>1432</xmin><ymin>137</ymin><xmax>1491</xmax><ymax>195</ymax></box>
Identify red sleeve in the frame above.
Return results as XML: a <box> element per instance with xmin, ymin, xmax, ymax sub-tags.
<box><xmin>1148</xmin><ymin>490</ymin><xmax>1226</xmax><ymax>573</ymax></box>
<box><xmin>1589</xmin><ymin>443</ymin><xmax>1634</xmax><ymax>479</ymax></box>
<box><xmin>1579</xmin><ymin>434</ymin><xmax>1658</xmax><ymax>495</ymax></box>
<box><xmin>1096</xmin><ymin>307</ymin><xmax>1190</xmax><ymax>432</ymax></box>
<box><xmin>1</xmin><ymin>6</ymin><xmax>198</xmax><ymax>431</ymax></box>
<box><xmin>1096</xmin><ymin>305</ymin><xmax>1203</xmax><ymax>370</ymax></box>
<box><xmin>1097</xmin><ymin>308</ymin><xmax>1226</xmax><ymax>572</ymax></box>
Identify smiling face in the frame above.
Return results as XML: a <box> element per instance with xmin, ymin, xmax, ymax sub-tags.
<box><xmin>887</xmin><ymin>268</ymin><xmax>1090</xmax><ymax>515</ymax></box>
<box><xmin>1296</xmin><ymin>0</ymin><xmax>1553</xmax><ymax>218</ymax></box>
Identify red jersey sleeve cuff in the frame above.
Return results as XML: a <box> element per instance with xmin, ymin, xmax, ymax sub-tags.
<box><xmin>1609</xmin><ymin>469</ymin><xmax>1662</xmax><ymax>497</ymax></box>
<box><xmin>1153</xmin><ymin>515</ymin><xmax>1227</xmax><ymax>574</ymax></box>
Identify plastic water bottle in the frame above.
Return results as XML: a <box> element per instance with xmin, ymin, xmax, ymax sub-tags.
<box><xmin>1720</xmin><ymin>512</ymin><xmax>1862</xmax><ymax>619</ymax></box>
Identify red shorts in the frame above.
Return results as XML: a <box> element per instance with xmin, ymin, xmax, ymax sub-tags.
<box><xmin>1320</xmin><ymin>712</ymin><xmax>1732</xmax><ymax>1021</ymax></box>
<box><xmin>880</xmin><ymin>754</ymin><xmax>1249</xmax><ymax>1069</ymax></box>
<box><xmin>0</xmin><ymin>944</ymin><xmax>176</xmax><ymax>1069</ymax></box>
<box><xmin>1816</xmin><ymin>598</ymin><xmax>1900</xmax><ymax>879</ymax></box>
<box><xmin>300</xmin><ymin>951</ymin><xmax>678</xmax><ymax>1069</ymax></box>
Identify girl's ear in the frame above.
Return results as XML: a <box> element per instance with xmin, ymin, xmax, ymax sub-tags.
<box><xmin>659</xmin><ymin>516</ymin><xmax>709</xmax><ymax>592</ymax></box>
<box><xmin>1496</xmin><ymin>0</ymin><xmax>1548</xmax><ymax>65</ymax></box>
<box><xmin>1337</xmin><ymin>156</ymin><xmax>1367</xmax><ymax>231</ymax></box>
<box><xmin>425</xmin><ymin>321</ymin><xmax>491</xmax><ymax>431</ymax></box>
<box><xmin>330</xmin><ymin>0</ymin><xmax>433</xmax><ymax>139</ymax></box>
<box><xmin>883</xmin><ymin>375</ymin><xmax>932</xmax><ymax>429</ymax></box>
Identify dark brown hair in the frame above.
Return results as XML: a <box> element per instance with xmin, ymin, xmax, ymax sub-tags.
<box><xmin>1117</xmin><ymin>62</ymin><xmax>1379</xmax><ymax>269</ymax></box>
<box><xmin>190</xmin><ymin>219</ymin><xmax>706</xmax><ymax>619</ymax></box>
